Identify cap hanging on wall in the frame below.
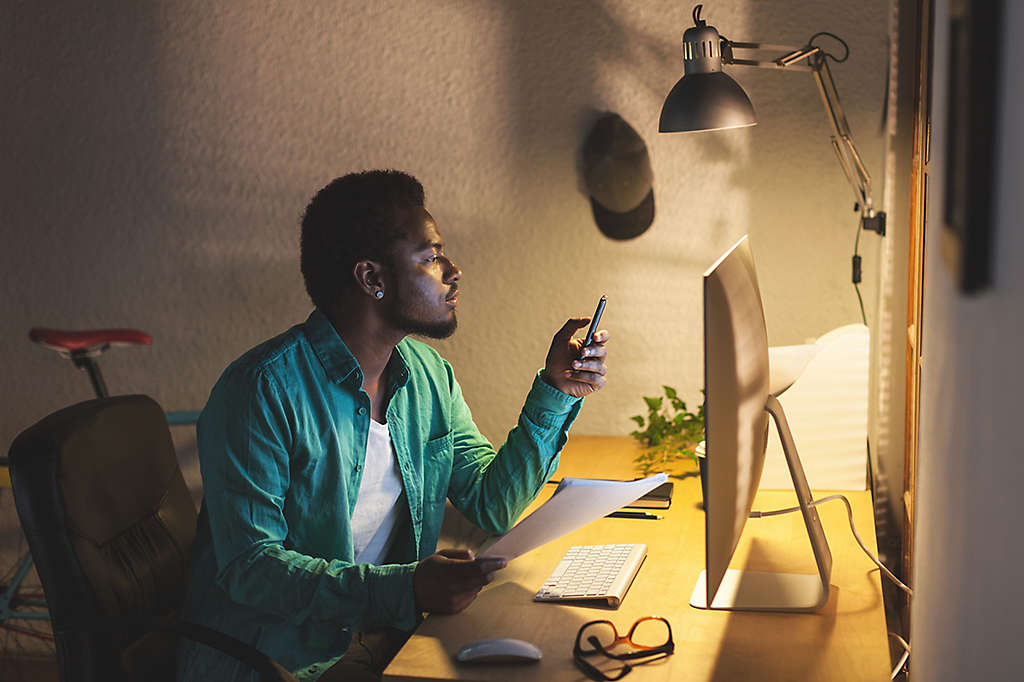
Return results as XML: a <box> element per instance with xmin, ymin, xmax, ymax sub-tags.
<box><xmin>581</xmin><ymin>113</ymin><xmax>655</xmax><ymax>240</ymax></box>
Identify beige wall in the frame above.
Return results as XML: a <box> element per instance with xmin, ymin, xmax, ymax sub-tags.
<box><xmin>2</xmin><ymin>1</ymin><xmax>888</xmax><ymax>458</ymax></box>
<box><xmin>912</xmin><ymin>1</ymin><xmax>1024</xmax><ymax>679</ymax></box>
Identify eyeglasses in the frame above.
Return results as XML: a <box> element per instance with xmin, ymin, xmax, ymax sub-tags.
<box><xmin>572</xmin><ymin>617</ymin><xmax>674</xmax><ymax>681</ymax></box>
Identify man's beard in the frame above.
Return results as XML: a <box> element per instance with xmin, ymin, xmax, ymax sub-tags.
<box><xmin>383</xmin><ymin>292</ymin><xmax>458</xmax><ymax>339</ymax></box>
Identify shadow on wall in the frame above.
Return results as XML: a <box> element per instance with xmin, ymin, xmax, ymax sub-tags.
<box><xmin>2</xmin><ymin>4</ymin><xmax>176</xmax><ymax>446</ymax></box>
<box><xmin>500</xmin><ymin>0</ymin><xmax>740</xmax><ymax>184</ymax></box>
<box><xmin>4</xmin><ymin>4</ymin><xmax>168</xmax><ymax>329</ymax></box>
<box><xmin>3</xmin><ymin>3</ymin><xmax>308</xmax><ymax>449</ymax></box>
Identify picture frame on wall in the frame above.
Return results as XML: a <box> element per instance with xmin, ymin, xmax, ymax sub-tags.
<box><xmin>942</xmin><ymin>0</ymin><xmax>1003</xmax><ymax>294</ymax></box>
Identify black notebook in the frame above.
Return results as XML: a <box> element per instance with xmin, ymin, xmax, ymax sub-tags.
<box><xmin>623</xmin><ymin>481</ymin><xmax>673</xmax><ymax>509</ymax></box>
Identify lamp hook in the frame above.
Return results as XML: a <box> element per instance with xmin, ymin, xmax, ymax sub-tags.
<box><xmin>693</xmin><ymin>4</ymin><xmax>705</xmax><ymax>26</ymax></box>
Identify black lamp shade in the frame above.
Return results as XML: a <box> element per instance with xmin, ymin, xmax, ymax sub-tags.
<box><xmin>659</xmin><ymin>71</ymin><xmax>758</xmax><ymax>133</ymax></box>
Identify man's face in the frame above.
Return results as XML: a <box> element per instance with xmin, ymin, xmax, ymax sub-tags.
<box><xmin>382</xmin><ymin>207</ymin><xmax>461</xmax><ymax>339</ymax></box>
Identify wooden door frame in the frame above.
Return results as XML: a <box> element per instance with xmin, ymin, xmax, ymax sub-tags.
<box><xmin>902</xmin><ymin>0</ymin><xmax>934</xmax><ymax>633</ymax></box>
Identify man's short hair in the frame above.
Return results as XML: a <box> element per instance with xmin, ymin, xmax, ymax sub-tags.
<box><xmin>300</xmin><ymin>170</ymin><xmax>425</xmax><ymax>310</ymax></box>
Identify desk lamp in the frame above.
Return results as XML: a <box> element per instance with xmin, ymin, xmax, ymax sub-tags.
<box><xmin>660</xmin><ymin>5</ymin><xmax>885</xmax><ymax>319</ymax></box>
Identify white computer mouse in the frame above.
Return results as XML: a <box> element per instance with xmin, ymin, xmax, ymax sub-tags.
<box><xmin>454</xmin><ymin>637</ymin><xmax>543</xmax><ymax>664</ymax></box>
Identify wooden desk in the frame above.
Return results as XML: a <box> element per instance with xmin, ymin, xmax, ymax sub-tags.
<box><xmin>384</xmin><ymin>436</ymin><xmax>890</xmax><ymax>681</ymax></box>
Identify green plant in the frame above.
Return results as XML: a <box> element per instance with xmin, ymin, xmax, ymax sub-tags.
<box><xmin>629</xmin><ymin>386</ymin><xmax>705</xmax><ymax>476</ymax></box>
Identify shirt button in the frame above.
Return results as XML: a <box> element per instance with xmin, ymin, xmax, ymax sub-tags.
<box><xmin>355</xmin><ymin>464</ymin><xmax>362</xmax><ymax>472</ymax></box>
<box><xmin>357</xmin><ymin>407</ymin><xmax>367</xmax><ymax>416</ymax></box>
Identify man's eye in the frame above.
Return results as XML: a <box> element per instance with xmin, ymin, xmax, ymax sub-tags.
<box><xmin>426</xmin><ymin>255</ymin><xmax>438</xmax><ymax>263</ymax></box>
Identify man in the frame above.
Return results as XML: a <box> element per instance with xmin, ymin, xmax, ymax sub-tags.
<box><xmin>176</xmin><ymin>170</ymin><xmax>609</xmax><ymax>681</ymax></box>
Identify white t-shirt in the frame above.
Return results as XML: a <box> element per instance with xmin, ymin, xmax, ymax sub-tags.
<box><xmin>350</xmin><ymin>419</ymin><xmax>404</xmax><ymax>565</ymax></box>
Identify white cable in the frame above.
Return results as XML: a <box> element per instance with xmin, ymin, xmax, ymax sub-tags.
<box><xmin>890</xmin><ymin>649</ymin><xmax>909</xmax><ymax>679</ymax></box>
<box><xmin>888</xmin><ymin>632</ymin><xmax>911</xmax><ymax>679</ymax></box>
<box><xmin>750</xmin><ymin>494</ymin><xmax>913</xmax><ymax>596</ymax></box>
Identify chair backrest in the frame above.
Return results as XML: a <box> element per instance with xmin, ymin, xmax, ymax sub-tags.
<box><xmin>9</xmin><ymin>395</ymin><xmax>198</xmax><ymax>682</ymax></box>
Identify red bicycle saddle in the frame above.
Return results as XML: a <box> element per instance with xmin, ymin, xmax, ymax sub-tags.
<box><xmin>29</xmin><ymin>328</ymin><xmax>153</xmax><ymax>354</ymax></box>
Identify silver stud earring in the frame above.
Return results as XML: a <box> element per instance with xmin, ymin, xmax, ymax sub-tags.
<box><xmin>375</xmin><ymin>290</ymin><xmax>384</xmax><ymax>299</ymax></box>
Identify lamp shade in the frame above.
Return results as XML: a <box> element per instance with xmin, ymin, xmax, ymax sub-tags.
<box><xmin>659</xmin><ymin>71</ymin><xmax>757</xmax><ymax>133</ymax></box>
<box><xmin>659</xmin><ymin>5</ymin><xmax>757</xmax><ymax>133</ymax></box>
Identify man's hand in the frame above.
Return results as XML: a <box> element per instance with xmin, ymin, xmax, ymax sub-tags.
<box><xmin>413</xmin><ymin>549</ymin><xmax>507</xmax><ymax>614</ymax></box>
<box><xmin>542</xmin><ymin>318</ymin><xmax>610</xmax><ymax>398</ymax></box>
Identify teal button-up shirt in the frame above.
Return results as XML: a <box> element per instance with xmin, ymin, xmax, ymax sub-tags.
<box><xmin>177</xmin><ymin>310</ymin><xmax>582</xmax><ymax>681</ymax></box>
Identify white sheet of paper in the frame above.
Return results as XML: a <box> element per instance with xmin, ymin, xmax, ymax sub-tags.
<box><xmin>479</xmin><ymin>473</ymin><xmax>669</xmax><ymax>561</ymax></box>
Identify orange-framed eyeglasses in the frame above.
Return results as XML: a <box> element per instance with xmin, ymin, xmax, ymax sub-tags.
<box><xmin>573</xmin><ymin>616</ymin><xmax>674</xmax><ymax>681</ymax></box>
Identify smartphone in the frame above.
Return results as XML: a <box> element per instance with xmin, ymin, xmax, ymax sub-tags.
<box><xmin>582</xmin><ymin>295</ymin><xmax>607</xmax><ymax>349</ymax></box>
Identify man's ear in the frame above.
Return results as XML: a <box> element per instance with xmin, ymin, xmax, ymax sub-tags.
<box><xmin>352</xmin><ymin>259</ymin><xmax>386</xmax><ymax>298</ymax></box>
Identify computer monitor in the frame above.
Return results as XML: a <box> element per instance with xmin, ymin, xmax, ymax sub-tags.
<box><xmin>690</xmin><ymin>235</ymin><xmax>833</xmax><ymax>612</ymax></box>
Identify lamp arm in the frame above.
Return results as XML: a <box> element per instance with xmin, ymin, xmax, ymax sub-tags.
<box><xmin>721</xmin><ymin>39</ymin><xmax>886</xmax><ymax>234</ymax></box>
<box><xmin>811</xmin><ymin>54</ymin><xmax>874</xmax><ymax>215</ymax></box>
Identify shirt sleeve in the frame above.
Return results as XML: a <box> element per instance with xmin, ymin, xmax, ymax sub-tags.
<box><xmin>196</xmin><ymin>365</ymin><xmax>421</xmax><ymax>634</ymax></box>
<box><xmin>445</xmin><ymin>370</ymin><xmax>583</xmax><ymax>535</ymax></box>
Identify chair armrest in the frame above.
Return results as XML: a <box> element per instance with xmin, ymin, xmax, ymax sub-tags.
<box><xmin>73</xmin><ymin>616</ymin><xmax>300</xmax><ymax>682</ymax></box>
<box><xmin>162</xmin><ymin>621</ymin><xmax>300</xmax><ymax>682</ymax></box>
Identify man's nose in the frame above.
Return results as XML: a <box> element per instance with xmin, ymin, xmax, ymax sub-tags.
<box><xmin>444</xmin><ymin>257</ymin><xmax>461</xmax><ymax>282</ymax></box>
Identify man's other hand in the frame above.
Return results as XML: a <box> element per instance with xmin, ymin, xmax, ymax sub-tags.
<box><xmin>542</xmin><ymin>318</ymin><xmax>610</xmax><ymax>398</ymax></box>
<box><xmin>413</xmin><ymin>549</ymin><xmax>507</xmax><ymax>614</ymax></box>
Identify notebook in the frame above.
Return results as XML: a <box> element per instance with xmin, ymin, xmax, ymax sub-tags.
<box><xmin>623</xmin><ymin>481</ymin><xmax>673</xmax><ymax>509</ymax></box>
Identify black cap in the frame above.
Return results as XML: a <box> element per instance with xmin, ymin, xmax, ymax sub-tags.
<box><xmin>582</xmin><ymin>113</ymin><xmax>655</xmax><ymax>240</ymax></box>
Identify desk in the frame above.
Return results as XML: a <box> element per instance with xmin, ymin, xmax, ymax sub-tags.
<box><xmin>384</xmin><ymin>436</ymin><xmax>890</xmax><ymax>681</ymax></box>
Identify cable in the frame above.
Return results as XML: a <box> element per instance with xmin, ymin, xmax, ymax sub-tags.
<box><xmin>808</xmin><ymin>31</ymin><xmax>850</xmax><ymax>63</ymax></box>
<box><xmin>888</xmin><ymin>632</ymin><xmax>910</xmax><ymax>679</ymax></box>
<box><xmin>891</xmin><ymin>649</ymin><xmax>910</xmax><ymax>679</ymax></box>
<box><xmin>853</xmin><ymin>280</ymin><xmax>868</xmax><ymax>326</ymax></box>
<box><xmin>750</xmin><ymin>494</ymin><xmax>913</xmax><ymax>596</ymax></box>
<box><xmin>853</xmin><ymin>215</ymin><xmax>868</xmax><ymax>325</ymax></box>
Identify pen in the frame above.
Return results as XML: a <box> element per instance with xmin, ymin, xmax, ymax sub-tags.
<box><xmin>606</xmin><ymin>511</ymin><xmax>663</xmax><ymax>520</ymax></box>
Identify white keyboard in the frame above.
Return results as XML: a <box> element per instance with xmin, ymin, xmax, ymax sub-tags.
<box><xmin>534</xmin><ymin>544</ymin><xmax>647</xmax><ymax>607</ymax></box>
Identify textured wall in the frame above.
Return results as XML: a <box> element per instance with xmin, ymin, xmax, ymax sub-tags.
<box><xmin>2</xmin><ymin>0</ymin><xmax>888</xmax><ymax>454</ymax></box>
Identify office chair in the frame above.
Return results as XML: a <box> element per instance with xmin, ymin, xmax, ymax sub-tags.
<box><xmin>7</xmin><ymin>394</ymin><xmax>297</xmax><ymax>682</ymax></box>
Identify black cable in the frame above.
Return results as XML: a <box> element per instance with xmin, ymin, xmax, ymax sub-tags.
<box><xmin>854</xmin><ymin>282</ymin><xmax>868</xmax><ymax>326</ymax></box>
<box><xmin>804</xmin><ymin>30</ymin><xmax>865</xmax><ymax>325</ymax></box>
<box><xmin>808</xmin><ymin>31</ymin><xmax>850</xmax><ymax>62</ymax></box>
<box><xmin>853</xmin><ymin>215</ymin><xmax>868</xmax><ymax>326</ymax></box>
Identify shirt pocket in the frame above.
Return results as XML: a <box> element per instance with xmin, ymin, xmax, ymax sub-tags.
<box><xmin>422</xmin><ymin>430</ymin><xmax>454</xmax><ymax>502</ymax></box>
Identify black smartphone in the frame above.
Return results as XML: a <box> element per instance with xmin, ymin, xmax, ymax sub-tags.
<box><xmin>582</xmin><ymin>295</ymin><xmax>607</xmax><ymax>349</ymax></box>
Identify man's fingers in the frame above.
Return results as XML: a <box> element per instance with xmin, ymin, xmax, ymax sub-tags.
<box><xmin>571</xmin><ymin>358</ymin><xmax>607</xmax><ymax>375</ymax></box>
<box><xmin>441</xmin><ymin>553</ymin><xmax>501</xmax><ymax>585</ymax></box>
<box><xmin>554</xmin><ymin>317</ymin><xmax>590</xmax><ymax>340</ymax></box>
<box><xmin>448</xmin><ymin>591</ymin><xmax>478</xmax><ymax>614</ymax></box>
<box><xmin>474</xmin><ymin>557</ymin><xmax>507</xmax><ymax>574</ymax></box>
<box><xmin>566</xmin><ymin>369</ymin><xmax>608</xmax><ymax>389</ymax></box>
<box><xmin>475</xmin><ymin>558</ymin><xmax>507</xmax><ymax>584</ymax></box>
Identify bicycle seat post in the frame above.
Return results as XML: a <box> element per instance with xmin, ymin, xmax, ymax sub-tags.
<box><xmin>71</xmin><ymin>351</ymin><xmax>109</xmax><ymax>399</ymax></box>
<box><xmin>29</xmin><ymin>328</ymin><xmax>154</xmax><ymax>400</ymax></box>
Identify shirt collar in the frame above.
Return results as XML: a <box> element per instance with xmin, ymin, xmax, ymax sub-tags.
<box><xmin>305</xmin><ymin>309</ymin><xmax>362</xmax><ymax>384</ymax></box>
<box><xmin>305</xmin><ymin>308</ymin><xmax>411</xmax><ymax>391</ymax></box>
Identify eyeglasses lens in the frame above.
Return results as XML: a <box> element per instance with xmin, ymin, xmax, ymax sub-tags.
<box><xmin>580</xmin><ymin>621</ymin><xmax>618</xmax><ymax>653</ymax></box>
<box><xmin>630</xmin><ymin>618</ymin><xmax>670</xmax><ymax>649</ymax></box>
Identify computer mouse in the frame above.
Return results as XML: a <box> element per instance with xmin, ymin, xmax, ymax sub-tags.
<box><xmin>454</xmin><ymin>637</ymin><xmax>543</xmax><ymax>664</ymax></box>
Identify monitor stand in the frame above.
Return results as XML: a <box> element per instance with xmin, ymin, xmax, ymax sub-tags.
<box><xmin>690</xmin><ymin>395</ymin><xmax>833</xmax><ymax>612</ymax></box>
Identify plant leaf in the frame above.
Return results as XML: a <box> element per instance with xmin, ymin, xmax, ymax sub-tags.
<box><xmin>643</xmin><ymin>396</ymin><xmax>663</xmax><ymax>412</ymax></box>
